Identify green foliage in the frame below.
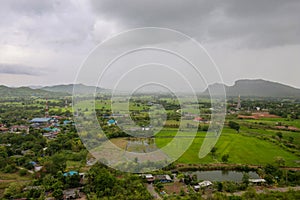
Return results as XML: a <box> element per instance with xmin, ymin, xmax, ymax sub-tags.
<box><xmin>222</xmin><ymin>154</ymin><xmax>230</xmax><ymax>163</ymax></box>
<box><xmin>211</xmin><ymin>147</ymin><xmax>217</xmax><ymax>158</ymax></box>
<box><xmin>52</xmin><ymin>188</ymin><xmax>63</xmax><ymax>199</ymax></box>
<box><xmin>85</xmin><ymin>163</ymin><xmax>152</xmax><ymax>199</ymax></box>
<box><xmin>43</xmin><ymin>153</ymin><xmax>67</xmax><ymax>175</ymax></box>
<box><xmin>19</xmin><ymin>168</ymin><xmax>28</xmax><ymax>176</ymax></box>
<box><xmin>242</xmin><ymin>187</ymin><xmax>257</xmax><ymax>199</ymax></box>
<box><xmin>217</xmin><ymin>182</ymin><xmax>223</xmax><ymax>192</ymax></box>
<box><xmin>276</xmin><ymin>132</ymin><xmax>283</xmax><ymax>139</ymax></box>
<box><xmin>228</xmin><ymin>121</ymin><xmax>240</xmax><ymax>132</ymax></box>
<box><xmin>4</xmin><ymin>182</ymin><xmax>23</xmax><ymax>198</ymax></box>
<box><xmin>242</xmin><ymin>173</ymin><xmax>250</xmax><ymax>187</ymax></box>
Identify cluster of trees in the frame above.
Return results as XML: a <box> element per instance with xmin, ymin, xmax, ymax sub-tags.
<box><xmin>227</xmin><ymin>98</ymin><xmax>300</xmax><ymax>119</ymax></box>
<box><xmin>228</xmin><ymin>121</ymin><xmax>240</xmax><ymax>133</ymax></box>
<box><xmin>3</xmin><ymin>170</ymin><xmax>82</xmax><ymax>199</ymax></box>
<box><xmin>84</xmin><ymin>163</ymin><xmax>152</xmax><ymax>199</ymax></box>
<box><xmin>258</xmin><ymin>164</ymin><xmax>300</xmax><ymax>186</ymax></box>
<box><xmin>0</xmin><ymin>97</ymin><xmax>71</xmax><ymax>125</ymax></box>
<box><xmin>0</xmin><ymin>132</ymin><xmax>47</xmax><ymax>172</ymax></box>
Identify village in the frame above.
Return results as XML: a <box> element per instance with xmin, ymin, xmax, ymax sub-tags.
<box><xmin>0</xmin><ymin>94</ymin><xmax>299</xmax><ymax>199</ymax></box>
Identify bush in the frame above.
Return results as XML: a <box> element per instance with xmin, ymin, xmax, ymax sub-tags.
<box><xmin>3</xmin><ymin>164</ymin><xmax>17</xmax><ymax>173</ymax></box>
<box><xmin>19</xmin><ymin>169</ymin><xmax>28</xmax><ymax>176</ymax></box>
<box><xmin>222</xmin><ymin>154</ymin><xmax>230</xmax><ymax>163</ymax></box>
<box><xmin>228</xmin><ymin>121</ymin><xmax>240</xmax><ymax>132</ymax></box>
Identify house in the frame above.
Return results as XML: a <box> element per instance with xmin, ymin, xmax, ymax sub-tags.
<box><xmin>63</xmin><ymin>170</ymin><xmax>79</xmax><ymax>177</ymax></box>
<box><xmin>52</xmin><ymin>115</ymin><xmax>63</xmax><ymax>120</ymax></box>
<box><xmin>42</xmin><ymin>132</ymin><xmax>57</xmax><ymax>139</ymax></box>
<box><xmin>34</xmin><ymin>166</ymin><xmax>43</xmax><ymax>172</ymax></box>
<box><xmin>102</xmin><ymin>114</ymin><xmax>110</xmax><ymax>119</ymax></box>
<box><xmin>79</xmin><ymin>173</ymin><xmax>85</xmax><ymax>180</ymax></box>
<box><xmin>29</xmin><ymin>161</ymin><xmax>37</xmax><ymax>166</ymax></box>
<box><xmin>142</xmin><ymin>126</ymin><xmax>151</xmax><ymax>131</ymax></box>
<box><xmin>144</xmin><ymin>174</ymin><xmax>155</xmax><ymax>183</ymax></box>
<box><xmin>198</xmin><ymin>180</ymin><xmax>212</xmax><ymax>188</ymax></box>
<box><xmin>10</xmin><ymin>125</ymin><xmax>29</xmax><ymax>133</ymax></box>
<box><xmin>193</xmin><ymin>117</ymin><xmax>204</xmax><ymax>122</ymax></box>
<box><xmin>63</xmin><ymin>120</ymin><xmax>72</xmax><ymax>125</ymax></box>
<box><xmin>30</xmin><ymin>118</ymin><xmax>52</xmax><ymax>123</ymax></box>
<box><xmin>43</xmin><ymin>127</ymin><xmax>52</xmax><ymax>132</ymax></box>
<box><xmin>43</xmin><ymin>127</ymin><xmax>60</xmax><ymax>133</ymax></box>
<box><xmin>249</xmin><ymin>179</ymin><xmax>266</xmax><ymax>185</ymax></box>
<box><xmin>0</xmin><ymin>124</ymin><xmax>8</xmax><ymax>132</ymax></box>
<box><xmin>147</xmin><ymin>102</ymin><xmax>154</xmax><ymax>106</ymax></box>
<box><xmin>63</xmin><ymin>188</ymin><xmax>82</xmax><ymax>200</ymax></box>
<box><xmin>0</xmin><ymin>127</ymin><xmax>9</xmax><ymax>132</ymax></box>
<box><xmin>30</xmin><ymin>118</ymin><xmax>52</xmax><ymax>125</ymax></box>
<box><xmin>155</xmin><ymin>175</ymin><xmax>173</xmax><ymax>183</ymax></box>
<box><xmin>112</xmin><ymin>113</ymin><xmax>123</xmax><ymax>117</ymax></box>
<box><xmin>194</xmin><ymin>185</ymin><xmax>201</xmax><ymax>191</ymax></box>
<box><xmin>107</xmin><ymin>119</ymin><xmax>117</xmax><ymax>126</ymax></box>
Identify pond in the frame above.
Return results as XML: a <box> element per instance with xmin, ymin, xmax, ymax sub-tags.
<box><xmin>185</xmin><ymin>170</ymin><xmax>260</xmax><ymax>182</ymax></box>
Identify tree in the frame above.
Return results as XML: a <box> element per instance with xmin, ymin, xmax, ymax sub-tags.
<box><xmin>276</xmin><ymin>132</ymin><xmax>283</xmax><ymax>140</ymax></box>
<box><xmin>155</xmin><ymin>182</ymin><xmax>164</xmax><ymax>191</ymax></box>
<box><xmin>264</xmin><ymin>174</ymin><xmax>274</xmax><ymax>185</ymax></box>
<box><xmin>52</xmin><ymin>188</ymin><xmax>63</xmax><ymax>199</ymax></box>
<box><xmin>4</xmin><ymin>182</ymin><xmax>23</xmax><ymax>198</ymax></box>
<box><xmin>242</xmin><ymin>173</ymin><xmax>250</xmax><ymax>187</ymax></box>
<box><xmin>210</xmin><ymin>147</ymin><xmax>217</xmax><ymax>158</ymax></box>
<box><xmin>288</xmin><ymin>136</ymin><xmax>294</xmax><ymax>143</ymax></box>
<box><xmin>264</xmin><ymin>164</ymin><xmax>281</xmax><ymax>177</ymax></box>
<box><xmin>85</xmin><ymin>164</ymin><xmax>116</xmax><ymax>197</ymax></box>
<box><xmin>19</xmin><ymin>169</ymin><xmax>28</xmax><ymax>176</ymax></box>
<box><xmin>42</xmin><ymin>174</ymin><xmax>57</xmax><ymax>191</ymax></box>
<box><xmin>242</xmin><ymin>187</ymin><xmax>258</xmax><ymax>199</ymax></box>
<box><xmin>228</xmin><ymin>121</ymin><xmax>240</xmax><ymax>133</ymax></box>
<box><xmin>221</xmin><ymin>154</ymin><xmax>229</xmax><ymax>163</ymax></box>
<box><xmin>217</xmin><ymin>182</ymin><xmax>223</xmax><ymax>192</ymax></box>
<box><xmin>65</xmin><ymin>173</ymin><xmax>81</xmax><ymax>188</ymax></box>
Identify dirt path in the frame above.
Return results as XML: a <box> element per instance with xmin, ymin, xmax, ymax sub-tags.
<box><xmin>146</xmin><ymin>183</ymin><xmax>162</xmax><ymax>199</ymax></box>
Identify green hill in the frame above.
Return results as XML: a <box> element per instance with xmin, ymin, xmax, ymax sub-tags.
<box><xmin>41</xmin><ymin>84</ymin><xmax>109</xmax><ymax>95</ymax></box>
<box><xmin>0</xmin><ymin>85</ymin><xmax>64</xmax><ymax>98</ymax></box>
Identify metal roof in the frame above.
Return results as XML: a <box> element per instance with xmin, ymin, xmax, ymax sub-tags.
<box><xmin>30</xmin><ymin>118</ymin><xmax>51</xmax><ymax>123</ymax></box>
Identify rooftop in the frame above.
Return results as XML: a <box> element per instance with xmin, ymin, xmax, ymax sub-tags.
<box><xmin>63</xmin><ymin>170</ymin><xmax>79</xmax><ymax>176</ymax></box>
<box><xmin>30</xmin><ymin>118</ymin><xmax>52</xmax><ymax>123</ymax></box>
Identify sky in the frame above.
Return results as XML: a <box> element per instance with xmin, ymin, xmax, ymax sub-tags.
<box><xmin>0</xmin><ymin>0</ymin><xmax>300</xmax><ymax>90</ymax></box>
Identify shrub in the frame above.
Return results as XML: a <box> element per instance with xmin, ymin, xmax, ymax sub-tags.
<box><xmin>19</xmin><ymin>169</ymin><xmax>28</xmax><ymax>176</ymax></box>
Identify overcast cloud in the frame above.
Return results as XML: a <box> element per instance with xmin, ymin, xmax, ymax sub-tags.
<box><xmin>0</xmin><ymin>63</ymin><xmax>46</xmax><ymax>75</ymax></box>
<box><xmin>0</xmin><ymin>0</ymin><xmax>299</xmax><ymax>88</ymax></box>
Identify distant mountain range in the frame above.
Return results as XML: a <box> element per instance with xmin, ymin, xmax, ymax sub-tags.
<box><xmin>0</xmin><ymin>84</ymin><xmax>109</xmax><ymax>97</ymax></box>
<box><xmin>203</xmin><ymin>79</ymin><xmax>300</xmax><ymax>98</ymax></box>
<box><xmin>0</xmin><ymin>85</ymin><xmax>63</xmax><ymax>97</ymax></box>
<box><xmin>41</xmin><ymin>84</ymin><xmax>108</xmax><ymax>95</ymax></box>
<box><xmin>1</xmin><ymin>79</ymin><xmax>300</xmax><ymax>98</ymax></box>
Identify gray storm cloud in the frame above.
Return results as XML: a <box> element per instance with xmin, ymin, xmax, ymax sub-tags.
<box><xmin>89</xmin><ymin>0</ymin><xmax>300</xmax><ymax>48</ymax></box>
<box><xmin>0</xmin><ymin>0</ymin><xmax>299</xmax><ymax>87</ymax></box>
<box><xmin>0</xmin><ymin>63</ymin><xmax>44</xmax><ymax>76</ymax></box>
